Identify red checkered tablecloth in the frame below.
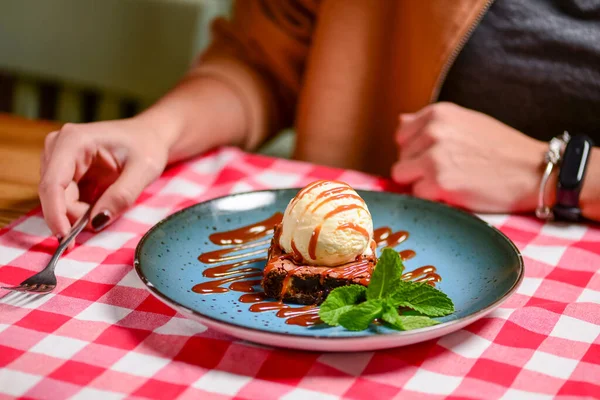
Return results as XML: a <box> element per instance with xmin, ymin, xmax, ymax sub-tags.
<box><xmin>1</xmin><ymin>147</ymin><xmax>599</xmax><ymax>399</ymax></box>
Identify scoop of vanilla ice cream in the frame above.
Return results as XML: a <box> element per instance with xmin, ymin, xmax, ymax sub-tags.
<box><xmin>279</xmin><ymin>181</ymin><xmax>373</xmax><ymax>266</ymax></box>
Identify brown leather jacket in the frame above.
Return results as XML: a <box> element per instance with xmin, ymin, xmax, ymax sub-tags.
<box><xmin>190</xmin><ymin>0</ymin><xmax>492</xmax><ymax>176</ymax></box>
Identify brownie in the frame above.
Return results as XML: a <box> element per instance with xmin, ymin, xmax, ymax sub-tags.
<box><xmin>262</xmin><ymin>225</ymin><xmax>376</xmax><ymax>305</ymax></box>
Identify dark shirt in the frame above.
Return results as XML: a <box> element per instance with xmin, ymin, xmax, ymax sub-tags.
<box><xmin>439</xmin><ymin>0</ymin><xmax>600</xmax><ymax>142</ymax></box>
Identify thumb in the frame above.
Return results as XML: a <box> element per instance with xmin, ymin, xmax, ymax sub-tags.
<box><xmin>89</xmin><ymin>158</ymin><xmax>162</xmax><ymax>232</ymax></box>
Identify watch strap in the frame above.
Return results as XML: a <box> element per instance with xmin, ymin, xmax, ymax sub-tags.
<box><xmin>552</xmin><ymin>134</ymin><xmax>594</xmax><ymax>222</ymax></box>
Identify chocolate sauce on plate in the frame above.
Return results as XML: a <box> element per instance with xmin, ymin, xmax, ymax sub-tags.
<box><xmin>208</xmin><ymin>213</ymin><xmax>283</xmax><ymax>245</ymax></box>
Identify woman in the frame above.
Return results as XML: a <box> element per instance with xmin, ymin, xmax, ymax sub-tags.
<box><xmin>39</xmin><ymin>0</ymin><xmax>600</xmax><ymax>239</ymax></box>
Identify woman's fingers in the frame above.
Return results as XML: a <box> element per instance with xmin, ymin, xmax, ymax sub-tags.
<box><xmin>63</xmin><ymin>198</ymin><xmax>88</xmax><ymax>252</ymax></box>
<box><xmin>391</xmin><ymin>154</ymin><xmax>429</xmax><ymax>186</ymax></box>
<box><xmin>40</xmin><ymin>130</ymin><xmax>59</xmax><ymax>176</ymax></box>
<box><xmin>412</xmin><ymin>179</ymin><xmax>441</xmax><ymax>201</ymax></box>
<box><xmin>392</xmin><ymin>156</ymin><xmax>441</xmax><ymax>201</ymax></box>
<box><xmin>64</xmin><ymin>181</ymin><xmax>89</xmax><ymax>223</ymax></box>
<box><xmin>39</xmin><ymin>119</ymin><xmax>170</xmax><ymax>237</ymax></box>
<box><xmin>396</xmin><ymin>107</ymin><xmax>433</xmax><ymax>147</ymax></box>
<box><xmin>89</xmin><ymin>155</ymin><xmax>164</xmax><ymax>231</ymax></box>
<box><xmin>64</xmin><ymin>181</ymin><xmax>79</xmax><ymax>204</ymax></box>
<box><xmin>39</xmin><ymin>126</ymin><xmax>93</xmax><ymax>238</ymax></box>
<box><xmin>67</xmin><ymin>201</ymin><xmax>90</xmax><ymax>225</ymax></box>
<box><xmin>400</xmin><ymin>130</ymin><xmax>436</xmax><ymax>161</ymax></box>
<box><xmin>39</xmin><ymin>179</ymin><xmax>72</xmax><ymax>240</ymax></box>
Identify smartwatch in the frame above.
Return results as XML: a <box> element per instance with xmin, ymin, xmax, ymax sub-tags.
<box><xmin>552</xmin><ymin>134</ymin><xmax>594</xmax><ymax>222</ymax></box>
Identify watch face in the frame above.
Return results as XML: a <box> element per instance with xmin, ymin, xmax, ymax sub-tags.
<box><xmin>559</xmin><ymin>135</ymin><xmax>593</xmax><ymax>190</ymax></box>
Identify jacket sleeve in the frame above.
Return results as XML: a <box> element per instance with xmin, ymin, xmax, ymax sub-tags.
<box><xmin>188</xmin><ymin>0</ymin><xmax>319</xmax><ymax>150</ymax></box>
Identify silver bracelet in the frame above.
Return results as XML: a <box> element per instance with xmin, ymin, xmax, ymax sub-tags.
<box><xmin>535</xmin><ymin>132</ymin><xmax>570</xmax><ymax>220</ymax></box>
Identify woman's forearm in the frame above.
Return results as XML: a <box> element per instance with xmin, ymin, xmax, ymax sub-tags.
<box><xmin>134</xmin><ymin>76</ymin><xmax>247</xmax><ymax>164</ymax></box>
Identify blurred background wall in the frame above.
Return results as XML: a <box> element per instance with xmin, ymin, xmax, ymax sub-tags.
<box><xmin>0</xmin><ymin>0</ymin><xmax>294</xmax><ymax>157</ymax></box>
<box><xmin>0</xmin><ymin>0</ymin><xmax>232</xmax><ymax>122</ymax></box>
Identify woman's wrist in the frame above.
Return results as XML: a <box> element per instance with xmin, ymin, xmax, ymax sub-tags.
<box><xmin>133</xmin><ymin>107</ymin><xmax>182</xmax><ymax>153</ymax></box>
<box><xmin>134</xmin><ymin>76</ymin><xmax>247</xmax><ymax>164</ymax></box>
<box><xmin>513</xmin><ymin>138</ymin><xmax>550</xmax><ymax>213</ymax></box>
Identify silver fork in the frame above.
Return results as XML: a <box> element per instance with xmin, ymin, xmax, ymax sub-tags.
<box><xmin>1</xmin><ymin>208</ymin><xmax>92</xmax><ymax>294</ymax></box>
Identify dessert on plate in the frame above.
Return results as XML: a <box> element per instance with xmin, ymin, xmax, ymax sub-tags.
<box><xmin>263</xmin><ymin>180</ymin><xmax>377</xmax><ymax>304</ymax></box>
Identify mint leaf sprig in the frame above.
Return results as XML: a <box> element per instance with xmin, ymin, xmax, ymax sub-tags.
<box><xmin>319</xmin><ymin>248</ymin><xmax>454</xmax><ymax>331</ymax></box>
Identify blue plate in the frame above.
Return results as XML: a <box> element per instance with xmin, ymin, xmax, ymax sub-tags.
<box><xmin>134</xmin><ymin>189</ymin><xmax>523</xmax><ymax>351</ymax></box>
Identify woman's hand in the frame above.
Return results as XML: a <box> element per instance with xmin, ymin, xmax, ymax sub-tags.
<box><xmin>393</xmin><ymin>102</ymin><xmax>547</xmax><ymax>213</ymax></box>
<box><xmin>39</xmin><ymin>117</ymin><xmax>169</xmax><ymax>239</ymax></box>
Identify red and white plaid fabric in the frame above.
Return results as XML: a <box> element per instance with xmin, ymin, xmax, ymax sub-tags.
<box><xmin>1</xmin><ymin>147</ymin><xmax>599</xmax><ymax>399</ymax></box>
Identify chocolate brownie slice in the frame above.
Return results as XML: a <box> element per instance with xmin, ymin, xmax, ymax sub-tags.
<box><xmin>262</xmin><ymin>225</ymin><xmax>376</xmax><ymax>305</ymax></box>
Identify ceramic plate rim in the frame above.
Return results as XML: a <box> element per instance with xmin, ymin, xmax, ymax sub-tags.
<box><xmin>134</xmin><ymin>189</ymin><xmax>524</xmax><ymax>342</ymax></box>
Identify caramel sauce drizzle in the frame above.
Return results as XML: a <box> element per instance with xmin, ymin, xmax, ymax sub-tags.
<box><xmin>336</xmin><ymin>222</ymin><xmax>371</xmax><ymax>240</ymax></box>
<box><xmin>193</xmin><ymin>208</ymin><xmax>442</xmax><ymax>327</ymax></box>
<box><xmin>280</xmin><ymin>266</ymin><xmax>303</xmax><ymax>298</ymax></box>
<box><xmin>373</xmin><ymin>227</ymin><xmax>409</xmax><ymax>247</ymax></box>
<box><xmin>300</xmin><ymin>186</ymin><xmax>353</xmax><ymax>216</ymax></box>
<box><xmin>208</xmin><ymin>213</ymin><xmax>283</xmax><ymax>245</ymax></box>
<box><xmin>300</xmin><ymin>185</ymin><xmax>350</xmax><ymax>228</ymax></box>
<box><xmin>290</xmin><ymin>239</ymin><xmax>303</xmax><ymax>262</ymax></box>
<box><xmin>285</xmin><ymin>313</ymin><xmax>323</xmax><ymax>327</ymax></box>
<box><xmin>310</xmin><ymin>185</ymin><xmax>355</xmax><ymax>208</ymax></box>
<box><xmin>192</xmin><ymin>271</ymin><xmax>263</xmax><ymax>294</ymax></box>
<box><xmin>229</xmin><ymin>279</ymin><xmax>262</xmax><ymax>292</ymax></box>
<box><xmin>307</xmin><ymin>225</ymin><xmax>322</xmax><ymax>260</ymax></box>
<box><xmin>290</xmin><ymin>180</ymin><xmax>345</xmax><ymax>209</ymax></box>
<box><xmin>373</xmin><ymin>227</ymin><xmax>391</xmax><ymax>242</ymax></box>
<box><xmin>277</xmin><ymin>306</ymin><xmax>321</xmax><ymax>327</ymax></box>
<box><xmin>311</xmin><ymin>193</ymin><xmax>364</xmax><ymax>213</ymax></box>
<box><xmin>319</xmin><ymin>259</ymin><xmax>370</xmax><ymax>281</ymax></box>
<box><xmin>402</xmin><ymin>265</ymin><xmax>441</xmax><ymax>286</ymax></box>
<box><xmin>324</xmin><ymin>204</ymin><xmax>367</xmax><ymax>219</ymax></box>
<box><xmin>249</xmin><ymin>301</ymin><xmax>322</xmax><ymax>327</ymax></box>
<box><xmin>198</xmin><ymin>240</ymin><xmax>270</xmax><ymax>263</ymax></box>
<box><xmin>202</xmin><ymin>258</ymin><xmax>266</xmax><ymax>278</ymax></box>
<box><xmin>193</xmin><ymin>213</ymin><xmax>282</xmax><ymax>294</ymax></box>
<box><xmin>249</xmin><ymin>301</ymin><xmax>289</xmax><ymax>312</ymax></box>
<box><xmin>239</xmin><ymin>292</ymin><xmax>267</xmax><ymax>303</ymax></box>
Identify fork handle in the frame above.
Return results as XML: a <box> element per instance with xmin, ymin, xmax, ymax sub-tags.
<box><xmin>48</xmin><ymin>208</ymin><xmax>92</xmax><ymax>271</ymax></box>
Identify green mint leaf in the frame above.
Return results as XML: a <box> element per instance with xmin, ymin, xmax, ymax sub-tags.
<box><xmin>382</xmin><ymin>304</ymin><xmax>439</xmax><ymax>330</ymax></box>
<box><xmin>400</xmin><ymin>309</ymin><xmax>428</xmax><ymax>316</ymax></box>
<box><xmin>319</xmin><ymin>285</ymin><xmax>366</xmax><ymax>326</ymax></box>
<box><xmin>367</xmin><ymin>248</ymin><xmax>404</xmax><ymax>300</ymax></box>
<box><xmin>389</xmin><ymin>281</ymin><xmax>454</xmax><ymax>317</ymax></box>
<box><xmin>397</xmin><ymin>316</ymin><xmax>439</xmax><ymax>330</ymax></box>
<box><xmin>338</xmin><ymin>300</ymin><xmax>384</xmax><ymax>331</ymax></box>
